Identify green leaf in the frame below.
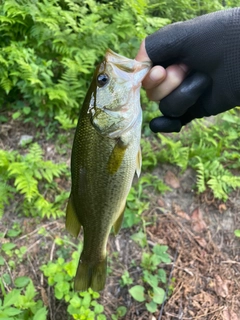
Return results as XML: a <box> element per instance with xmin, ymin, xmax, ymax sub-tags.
<box><xmin>12</xmin><ymin>111</ymin><xmax>21</xmax><ymax>120</ymax></box>
<box><xmin>70</xmin><ymin>295</ymin><xmax>82</xmax><ymax>308</ymax></box>
<box><xmin>143</xmin><ymin>271</ymin><xmax>158</xmax><ymax>288</ymax></box>
<box><xmin>33</xmin><ymin>307</ymin><xmax>48</xmax><ymax>320</ymax></box>
<box><xmin>129</xmin><ymin>285</ymin><xmax>145</xmax><ymax>302</ymax></box>
<box><xmin>157</xmin><ymin>269</ymin><xmax>167</xmax><ymax>284</ymax></box>
<box><xmin>131</xmin><ymin>231</ymin><xmax>147</xmax><ymax>248</ymax></box>
<box><xmin>14</xmin><ymin>276</ymin><xmax>30</xmax><ymax>288</ymax></box>
<box><xmin>81</xmin><ymin>291</ymin><xmax>91</xmax><ymax>308</ymax></box>
<box><xmin>2</xmin><ymin>242</ymin><xmax>16</xmax><ymax>252</ymax></box>
<box><xmin>152</xmin><ymin>245</ymin><xmax>171</xmax><ymax>263</ymax></box>
<box><xmin>94</xmin><ymin>303</ymin><xmax>104</xmax><ymax>314</ymax></box>
<box><xmin>146</xmin><ymin>300</ymin><xmax>157</xmax><ymax>313</ymax></box>
<box><xmin>116</xmin><ymin>306</ymin><xmax>127</xmax><ymax>316</ymax></box>
<box><xmin>4</xmin><ymin>307</ymin><xmax>22</xmax><ymax>316</ymax></box>
<box><xmin>3</xmin><ymin>290</ymin><xmax>21</xmax><ymax>307</ymax></box>
<box><xmin>7</xmin><ymin>229</ymin><xmax>21</xmax><ymax>238</ymax></box>
<box><xmin>25</xmin><ymin>281</ymin><xmax>36</xmax><ymax>301</ymax></box>
<box><xmin>23</xmin><ymin>106</ymin><xmax>31</xmax><ymax>115</ymax></box>
<box><xmin>234</xmin><ymin>230</ymin><xmax>240</xmax><ymax>237</ymax></box>
<box><xmin>152</xmin><ymin>287</ymin><xmax>165</xmax><ymax>304</ymax></box>
<box><xmin>0</xmin><ymin>256</ymin><xmax>4</xmax><ymax>265</ymax></box>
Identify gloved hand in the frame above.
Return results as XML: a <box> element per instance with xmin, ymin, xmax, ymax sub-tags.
<box><xmin>143</xmin><ymin>8</ymin><xmax>240</xmax><ymax>132</ymax></box>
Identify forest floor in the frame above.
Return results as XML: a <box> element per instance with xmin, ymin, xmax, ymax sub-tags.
<box><xmin>0</xmin><ymin>120</ymin><xmax>240</xmax><ymax>320</ymax></box>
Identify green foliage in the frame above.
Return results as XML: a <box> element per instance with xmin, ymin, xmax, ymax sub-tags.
<box><xmin>111</xmin><ymin>306</ymin><xmax>127</xmax><ymax>320</ymax></box>
<box><xmin>120</xmin><ymin>271</ymin><xmax>133</xmax><ymax>287</ymax></box>
<box><xmin>234</xmin><ymin>230</ymin><xmax>240</xmax><ymax>238</ymax></box>
<box><xmin>0</xmin><ymin>0</ymin><xmax>170</xmax><ymax>124</ymax></box>
<box><xmin>0</xmin><ymin>277</ymin><xmax>47</xmax><ymax>320</ymax></box>
<box><xmin>128</xmin><ymin>241</ymin><xmax>170</xmax><ymax>313</ymax></box>
<box><xmin>41</xmin><ymin>236</ymin><xmax>107</xmax><ymax>320</ymax></box>
<box><xmin>0</xmin><ymin>143</ymin><xmax>67</xmax><ymax>218</ymax></box>
<box><xmin>151</xmin><ymin>109</ymin><xmax>240</xmax><ymax>201</ymax></box>
<box><xmin>194</xmin><ymin>157</ymin><xmax>240</xmax><ymax>201</ymax></box>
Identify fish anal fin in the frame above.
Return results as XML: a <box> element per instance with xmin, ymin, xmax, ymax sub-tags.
<box><xmin>113</xmin><ymin>201</ymin><xmax>126</xmax><ymax>235</ymax></box>
<box><xmin>136</xmin><ymin>146</ymin><xmax>142</xmax><ymax>178</ymax></box>
<box><xmin>66</xmin><ymin>194</ymin><xmax>81</xmax><ymax>238</ymax></box>
<box><xmin>107</xmin><ymin>140</ymin><xmax>127</xmax><ymax>174</ymax></box>
<box><xmin>74</xmin><ymin>257</ymin><xmax>107</xmax><ymax>292</ymax></box>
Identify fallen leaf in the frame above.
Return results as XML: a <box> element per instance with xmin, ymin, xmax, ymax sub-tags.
<box><xmin>219</xmin><ymin>203</ymin><xmax>227</xmax><ymax>213</ymax></box>
<box><xmin>172</xmin><ymin>204</ymin><xmax>190</xmax><ymax>220</ymax></box>
<box><xmin>194</xmin><ymin>236</ymin><xmax>207</xmax><ymax>248</ymax></box>
<box><xmin>164</xmin><ymin>171</ymin><xmax>180</xmax><ymax>189</ymax></box>
<box><xmin>222</xmin><ymin>308</ymin><xmax>239</xmax><ymax>320</ymax></box>
<box><xmin>157</xmin><ymin>198</ymin><xmax>165</xmax><ymax>207</ymax></box>
<box><xmin>191</xmin><ymin>207</ymin><xmax>207</xmax><ymax>233</ymax></box>
<box><xmin>176</xmin><ymin>210</ymin><xmax>191</xmax><ymax>220</ymax></box>
<box><xmin>193</xmin><ymin>292</ymin><xmax>215</xmax><ymax>307</ymax></box>
<box><xmin>214</xmin><ymin>275</ymin><xmax>229</xmax><ymax>298</ymax></box>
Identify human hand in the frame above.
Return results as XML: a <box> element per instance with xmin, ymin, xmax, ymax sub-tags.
<box><xmin>136</xmin><ymin>8</ymin><xmax>240</xmax><ymax>132</ymax></box>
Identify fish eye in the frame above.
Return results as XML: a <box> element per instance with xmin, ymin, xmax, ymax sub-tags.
<box><xmin>97</xmin><ymin>73</ymin><xmax>109</xmax><ymax>87</ymax></box>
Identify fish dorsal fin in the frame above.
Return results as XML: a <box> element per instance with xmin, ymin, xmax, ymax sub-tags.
<box><xmin>113</xmin><ymin>200</ymin><xmax>126</xmax><ymax>235</ymax></box>
<box><xmin>66</xmin><ymin>194</ymin><xmax>81</xmax><ymax>238</ymax></box>
<box><xmin>136</xmin><ymin>146</ymin><xmax>142</xmax><ymax>178</ymax></box>
<box><xmin>107</xmin><ymin>140</ymin><xmax>127</xmax><ymax>175</ymax></box>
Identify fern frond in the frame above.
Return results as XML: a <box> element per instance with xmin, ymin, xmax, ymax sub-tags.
<box><xmin>14</xmin><ymin>171</ymin><xmax>38</xmax><ymax>201</ymax></box>
<box><xmin>194</xmin><ymin>157</ymin><xmax>206</xmax><ymax>193</ymax></box>
<box><xmin>0</xmin><ymin>181</ymin><xmax>14</xmax><ymax>218</ymax></box>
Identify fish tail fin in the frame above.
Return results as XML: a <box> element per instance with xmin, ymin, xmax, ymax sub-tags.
<box><xmin>74</xmin><ymin>257</ymin><xmax>107</xmax><ymax>292</ymax></box>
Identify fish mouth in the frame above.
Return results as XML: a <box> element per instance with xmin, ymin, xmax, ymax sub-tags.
<box><xmin>90</xmin><ymin>105</ymin><xmax>141</xmax><ymax>139</ymax></box>
<box><xmin>106</xmin><ymin>49</ymin><xmax>152</xmax><ymax>72</ymax></box>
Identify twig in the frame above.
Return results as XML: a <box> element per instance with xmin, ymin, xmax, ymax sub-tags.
<box><xmin>221</xmin><ymin>260</ymin><xmax>240</xmax><ymax>265</ymax></box>
<box><xmin>27</xmin><ymin>255</ymin><xmax>38</xmax><ymax>281</ymax></box>
<box><xmin>25</xmin><ymin>238</ymin><xmax>42</xmax><ymax>253</ymax></box>
<box><xmin>50</xmin><ymin>241</ymin><xmax>56</xmax><ymax>261</ymax></box>
<box><xmin>18</xmin><ymin>221</ymin><xmax>60</xmax><ymax>241</ymax></box>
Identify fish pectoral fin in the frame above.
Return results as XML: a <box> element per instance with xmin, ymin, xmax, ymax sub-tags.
<box><xmin>107</xmin><ymin>139</ymin><xmax>128</xmax><ymax>175</ymax></box>
<box><xmin>74</xmin><ymin>257</ymin><xmax>107</xmax><ymax>292</ymax></box>
<box><xmin>66</xmin><ymin>194</ymin><xmax>81</xmax><ymax>238</ymax></box>
<box><xmin>136</xmin><ymin>146</ymin><xmax>142</xmax><ymax>178</ymax></box>
<box><xmin>113</xmin><ymin>201</ymin><xmax>126</xmax><ymax>235</ymax></box>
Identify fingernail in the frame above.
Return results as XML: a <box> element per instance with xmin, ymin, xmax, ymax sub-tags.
<box><xmin>149</xmin><ymin>68</ymin><xmax>164</xmax><ymax>81</ymax></box>
<box><xmin>178</xmin><ymin>63</ymin><xmax>189</xmax><ymax>73</ymax></box>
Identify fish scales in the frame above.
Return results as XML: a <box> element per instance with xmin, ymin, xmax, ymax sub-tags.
<box><xmin>66</xmin><ymin>49</ymin><xmax>151</xmax><ymax>291</ymax></box>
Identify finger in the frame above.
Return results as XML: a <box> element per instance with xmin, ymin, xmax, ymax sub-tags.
<box><xmin>160</xmin><ymin>72</ymin><xmax>211</xmax><ymax>117</ymax></box>
<box><xmin>150</xmin><ymin>116</ymin><xmax>182</xmax><ymax>133</ymax></box>
<box><xmin>142</xmin><ymin>66</ymin><xmax>167</xmax><ymax>90</ymax></box>
<box><xmin>135</xmin><ymin>40</ymin><xmax>151</xmax><ymax>62</ymax></box>
<box><xmin>146</xmin><ymin>64</ymin><xmax>189</xmax><ymax>101</ymax></box>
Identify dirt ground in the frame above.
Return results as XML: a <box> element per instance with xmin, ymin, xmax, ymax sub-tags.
<box><xmin>0</xmin><ymin>120</ymin><xmax>240</xmax><ymax>320</ymax></box>
<box><xmin>100</xmin><ymin>166</ymin><xmax>240</xmax><ymax>320</ymax></box>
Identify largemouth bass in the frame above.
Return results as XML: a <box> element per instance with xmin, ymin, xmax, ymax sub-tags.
<box><xmin>66</xmin><ymin>49</ymin><xmax>151</xmax><ymax>292</ymax></box>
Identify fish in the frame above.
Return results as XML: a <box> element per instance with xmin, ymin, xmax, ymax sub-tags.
<box><xmin>66</xmin><ymin>49</ymin><xmax>151</xmax><ymax>292</ymax></box>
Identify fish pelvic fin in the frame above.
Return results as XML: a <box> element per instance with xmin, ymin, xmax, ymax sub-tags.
<box><xmin>136</xmin><ymin>146</ymin><xmax>142</xmax><ymax>178</ymax></box>
<box><xmin>66</xmin><ymin>194</ymin><xmax>81</xmax><ymax>238</ymax></box>
<box><xmin>113</xmin><ymin>200</ymin><xmax>126</xmax><ymax>235</ymax></box>
<box><xmin>74</xmin><ymin>257</ymin><xmax>107</xmax><ymax>292</ymax></box>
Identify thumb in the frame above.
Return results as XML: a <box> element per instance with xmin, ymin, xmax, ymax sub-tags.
<box><xmin>135</xmin><ymin>40</ymin><xmax>151</xmax><ymax>62</ymax></box>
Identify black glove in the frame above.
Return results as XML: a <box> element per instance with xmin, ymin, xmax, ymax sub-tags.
<box><xmin>145</xmin><ymin>8</ymin><xmax>240</xmax><ymax>132</ymax></box>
